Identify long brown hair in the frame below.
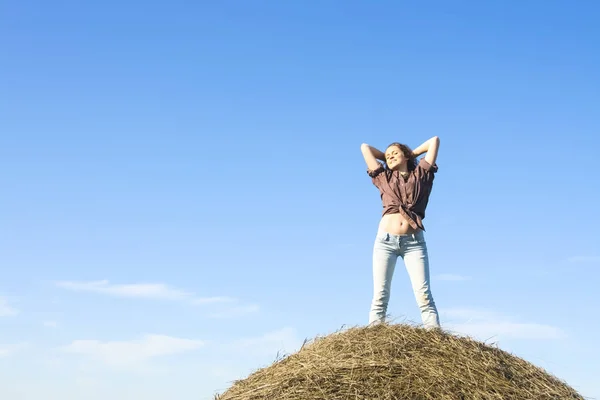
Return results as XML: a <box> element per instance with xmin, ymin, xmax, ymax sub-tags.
<box><xmin>386</xmin><ymin>142</ymin><xmax>417</xmax><ymax>171</ymax></box>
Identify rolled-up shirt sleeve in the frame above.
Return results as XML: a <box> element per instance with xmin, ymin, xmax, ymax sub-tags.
<box><xmin>367</xmin><ymin>163</ymin><xmax>386</xmax><ymax>187</ymax></box>
<box><xmin>417</xmin><ymin>158</ymin><xmax>438</xmax><ymax>173</ymax></box>
<box><xmin>415</xmin><ymin>158</ymin><xmax>438</xmax><ymax>182</ymax></box>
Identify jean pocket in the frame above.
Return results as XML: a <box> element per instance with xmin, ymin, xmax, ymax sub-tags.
<box><xmin>375</xmin><ymin>233</ymin><xmax>390</xmax><ymax>243</ymax></box>
<box><xmin>409</xmin><ymin>234</ymin><xmax>426</xmax><ymax>246</ymax></box>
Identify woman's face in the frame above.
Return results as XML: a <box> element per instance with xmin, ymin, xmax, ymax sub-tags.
<box><xmin>385</xmin><ymin>145</ymin><xmax>406</xmax><ymax>170</ymax></box>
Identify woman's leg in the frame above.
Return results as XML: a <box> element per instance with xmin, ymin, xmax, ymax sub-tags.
<box><xmin>369</xmin><ymin>233</ymin><xmax>398</xmax><ymax>324</ymax></box>
<box><xmin>401</xmin><ymin>231</ymin><xmax>441</xmax><ymax>329</ymax></box>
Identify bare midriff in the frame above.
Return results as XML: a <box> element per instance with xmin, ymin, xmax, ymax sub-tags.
<box><xmin>378</xmin><ymin>213</ymin><xmax>418</xmax><ymax>235</ymax></box>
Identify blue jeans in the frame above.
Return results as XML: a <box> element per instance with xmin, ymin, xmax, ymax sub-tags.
<box><xmin>369</xmin><ymin>230</ymin><xmax>441</xmax><ymax>329</ymax></box>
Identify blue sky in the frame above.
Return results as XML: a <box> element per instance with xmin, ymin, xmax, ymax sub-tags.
<box><xmin>1</xmin><ymin>0</ymin><xmax>599</xmax><ymax>399</ymax></box>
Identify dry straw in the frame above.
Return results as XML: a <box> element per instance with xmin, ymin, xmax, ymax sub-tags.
<box><xmin>215</xmin><ymin>322</ymin><xmax>583</xmax><ymax>400</ymax></box>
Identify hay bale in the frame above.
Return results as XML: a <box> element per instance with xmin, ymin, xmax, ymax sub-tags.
<box><xmin>215</xmin><ymin>323</ymin><xmax>583</xmax><ymax>400</ymax></box>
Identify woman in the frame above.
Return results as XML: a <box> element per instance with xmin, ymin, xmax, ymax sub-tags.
<box><xmin>360</xmin><ymin>137</ymin><xmax>441</xmax><ymax>329</ymax></box>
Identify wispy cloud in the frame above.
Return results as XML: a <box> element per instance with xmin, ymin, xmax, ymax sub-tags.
<box><xmin>442</xmin><ymin>308</ymin><xmax>565</xmax><ymax>341</ymax></box>
<box><xmin>43</xmin><ymin>320</ymin><xmax>58</xmax><ymax>328</ymax></box>
<box><xmin>443</xmin><ymin>308</ymin><xmax>495</xmax><ymax>321</ymax></box>
<box><xmin>567</xmin><ymin>256</ymin><xmax>600</xmax><ymax>264</ymax></box>
<box><xmin>191</xmin><ymin>297</ymin><xmax>236</xmax><ymax>305</ymax></box>
<box><xmin>62</xmin><ymin>334</ymin><xmax>204</xmax><ymax>369</ymax></box>
<box><xmin>232</xmin><ymin>327</ymin><xmax>301</xmax><ymax>357</ymax></box>
<box><xmin>0</xmin><ymin>343</ymin><xmax>28</xmax><ymax>357</ymax></box>
<box><xmin>0</xmin><ymin>297</ymin><xmax>19</xmax><ymax>317</ymax></box>
<box><xmin>55</xmin><ymin>280</ymin><xmax>259</xmax><ymax>319</ymax></box>
<box><xmin>208</xmin><ymin>304</ymin><xmax>260</xmax><ymax>319</ymax></box>
<box><xmin>55</xmin><ymin>280</ymin><xmax>235</xmax><ymax>305</ymax></box>
<box><xmin>434</xmin><ymin>274</ymin><xmax>471</xmax><ymax>281</ymax></box>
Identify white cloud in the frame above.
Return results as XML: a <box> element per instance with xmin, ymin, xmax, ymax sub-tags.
<box><xmin>442</xmin><ymin>308</ymin><xmax>565</xmax><ymax>341</ymax></box>
<box><xmin>232</xmin><ymin>327</ymin><xmax>302</xmax><ymax>357</ymax></box>
<box><xmin>55</xmin><ymin>280</ymin><xmax>258</xmax><ymax>319</ymax></box>
<box><xmin>434</xmin><ymin>274</ymin><xmax>471</xmax><ymax>281</ymax></box>
<box><xmin>43</xmin><ymin>320</ymin><xmax>58</xmax><ymax>328</ymax></box>
<box><xmin>74</xmin><ymin>376</ymin><xmax>100</xmax><ymax>389</ymax></box>
<box><xmin>62</xmin><ymin>334</ymin><xmax>204</xmax><ymax>369</ymax></box>
<box><xmin>0</xmin><ymin>343</ymin><xmax>28</xmax><ymax>357</ymax></box>
<box><xmin>443</xmin><ymin>308</ymin><xmax>496</xmax><ymax>321</ymax></box>
<box><xmin>449</xmin><ymin>321</ymin><xmax>564</xmax><ymax>340</ymax></box>
<box><xmin>55</xmin><ymin>280</ymin><xmax>236</xmax><ymax>305</ymax></box>
<box><xmin>0</xmin><ymin>297</ymin><xmax>19</xmax><ymax>317</ymax></box>
<box><xmin>567</xmin><ymin>256</ymin><xmax>600</xmax><ymax>264</ymax></box>
<box><xmin>191</xmin><ymin>296</ymin><xmax>236</xmax><ymax>305</ymax></box>
<box><xmin>56</xmin><ymin>280</ymin><xmax>191</xmax><ymax>300</ymax></box>
<box><xmin>208</xmin><ymin>304</ymin><xmax>260</xmax><ymax>319</ymax></box>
